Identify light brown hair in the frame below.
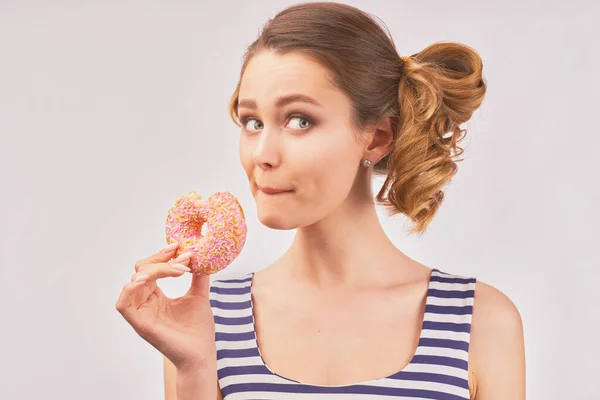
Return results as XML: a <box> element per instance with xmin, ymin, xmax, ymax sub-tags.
<box><xmin>228</xmin><ymin>2</ymin><xmax>487</xmax><ymax>235</ymax></box>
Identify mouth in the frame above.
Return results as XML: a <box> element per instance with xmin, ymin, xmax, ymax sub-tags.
<box><xmin>257</xmin><ymin>185</ymin><xmax>293</xmax><ymax>195</ymax></box>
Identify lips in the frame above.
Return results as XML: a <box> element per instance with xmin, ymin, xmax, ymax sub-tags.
<box><xmin>257</xmin><ymin>185</ymin><xmax>292</xmax><ymax>195</ymax></box>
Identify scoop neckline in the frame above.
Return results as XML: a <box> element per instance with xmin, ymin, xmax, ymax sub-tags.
<box><xmin>247</xmin><ymin>267</ymin><xmax>438</xmax><ymax>388</ymax></box>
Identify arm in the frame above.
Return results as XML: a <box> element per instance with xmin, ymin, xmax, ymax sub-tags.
<box><xmin>469</xmin><ymin>281</ymin><xmax>526</xmax><ymax>399</ymax></box>
<box><xmin>164</xmin><ymin>356</ymin><xmax>223</xmax><ymax>400</ymax></box>
<box><xmin>164</xmin><ymin>356</ymin><xmax>177</xmax><ymax>400</ymax></box>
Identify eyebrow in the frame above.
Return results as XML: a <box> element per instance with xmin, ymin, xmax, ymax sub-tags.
<box><xmin>237</xmin><ymin>94</ymin><xmax>324</xmax><ymax>110</ymax></box>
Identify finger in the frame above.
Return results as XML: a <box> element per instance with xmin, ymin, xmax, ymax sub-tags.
<box><xmin>135</xmin><ymin>242</ymin><xmax>180</xmax><ymax>271</ymax></box>
<box><xmin>130</xmin><ymin>261</ymin><xmax>191</xmax><ymax>283</ymax></box>
<box><xmin>136</xmin><ymin>251</ymin><xmax>193</xmax><ymax>274</ymax></box>
<box><xmin>116</xmin><ymin>279</ymin><xmax>160</xmax><ymax>340</ymax></box>
<box><xmin>115</xmin><ymin>278</ymin><xmax>149</xmax><ymax>324</ymax></box>
<box><xmin>187</xmin><ymin>272</ymin><xmax>211</xmax><ymax>298</ymax></box>
<box><xmin>134</xmin><ymin>242</ymin><xmax>181</xmax><ymax>272</ymax></box>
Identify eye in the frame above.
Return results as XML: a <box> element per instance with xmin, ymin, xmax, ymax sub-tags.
<box><xmin>238</xmin><ymin>114</ymin><xmax>314</xmax><ymax>133</ymax></box>
<box><xmin>241</xmin><ymin>118</ymin><xmax>263</xmax><ymax>132</ymax></box>
<box><xmin>286</xmin><ymin>115</ymin><xmax>313</xmax><ymax>130</ymax></box>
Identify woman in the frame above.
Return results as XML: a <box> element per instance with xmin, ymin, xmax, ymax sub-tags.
<box><xmin>116</xmin><ymin>2</ymin><xmax>526</xmax><ymax>399</ymax></box>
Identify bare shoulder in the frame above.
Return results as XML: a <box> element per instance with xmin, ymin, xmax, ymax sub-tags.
<box><xmin>468</xmin><ymin>279</ymin><xmax>526</xmax><ymax>399</ymax></box>
<box><xmin>472</xmin><ymin>280</ymin><xmax>523</xmax><ymax>331</ymax></box>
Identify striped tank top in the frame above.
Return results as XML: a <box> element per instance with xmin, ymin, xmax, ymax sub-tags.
<box><xmin>210</xmin><ymin>268</ymin><xmax>477</xmax><ymax>400</ymax></box>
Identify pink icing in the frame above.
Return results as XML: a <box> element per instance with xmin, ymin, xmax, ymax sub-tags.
<box><xmin>164</xmin><ymin>190</ymin><xmax>247</xmax><ymax>275</ymax></box>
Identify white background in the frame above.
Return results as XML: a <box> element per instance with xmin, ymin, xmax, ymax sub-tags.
<box><xmin>1</xmin><ymin>0</ymin><xmax>598</xmax><ymax>399</ymax></box>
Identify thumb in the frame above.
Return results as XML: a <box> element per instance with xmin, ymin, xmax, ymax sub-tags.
<box><xmin>186</xmin><ymin>273</ymin><xmax>211</xmax><ymax>298</ymax></box>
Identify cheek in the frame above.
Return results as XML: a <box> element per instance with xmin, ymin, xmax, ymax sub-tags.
<box><xmin>298</xmin><ymin>131</ymin><xmax>360</xmax><ymax>198</ymax></box>
<box><xmin>239</xmin><ymin>135</ymin><xmax>255</xmax><ymax>179</ymax></box>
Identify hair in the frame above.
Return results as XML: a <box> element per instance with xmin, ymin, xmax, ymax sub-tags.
<box><xmin>228</xmin><ymin>2</ymin><xmax>487</xmax><ymax>235</ymax></box>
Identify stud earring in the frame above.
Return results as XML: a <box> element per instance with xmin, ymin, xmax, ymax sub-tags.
<box><xmin>362</xmin><ymin>159</ymin><xmax>372</xmax><ymax>167</ymax></box>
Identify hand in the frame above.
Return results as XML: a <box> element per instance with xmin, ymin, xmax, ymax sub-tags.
<box><xmin>115</xmin><ymin>242</ymin><xmax>216</xmax><ymax>372</ymax></box>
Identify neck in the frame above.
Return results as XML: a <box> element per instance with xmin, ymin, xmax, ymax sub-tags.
<box><xmin>282</xmin><ymin>175</ymin><xmax>415</xmax><ymax>288</ymax></box>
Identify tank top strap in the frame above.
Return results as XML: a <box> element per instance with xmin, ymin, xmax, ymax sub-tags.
<box><xmin>408</xmin><ymin>268</ymin><xmax>477</xmax><ymax>377</ymax></box>
<box><xmin>209</xmin><ymin>273</ymin><xmax>254</xmax><ymax>323</ymax></box>
<box><xmin>209</xmin><ymin>273</ymin><xmax>258</xmax><ymax>377</ymax></box>
<box><xmin>425</xmin><ymin>268</ymin><xmax>477</xmax><ymax>327</ymax></box>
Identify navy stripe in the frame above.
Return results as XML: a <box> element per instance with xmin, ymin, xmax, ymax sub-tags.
<box><xmin>215</xmin><ymin>331</ymin><xmax>255</xmax><ymax>342</ymax></box>
<box><xmin>422</xmin><ymin>321</ymin><xmax>472</xmax><ymax>333</ymax></box>
<box><xmin>215</xmin><ymin>276</ymin><xmax>253</xmax><ymax>284</ymax></box>
<box><xmin>213</xmin><ymin>315</ymin><xmax>254</xmax><ymax>325</ymax></box>
<box><xmin>217</xmin><ymin>364</ymin><xmax>272</xmax><ymax>378</ymax></box>
<box><xmin>389</xmin><ymin>370</ymin><xmax>469</xmax><ymax>389</ymax></box>
<box><xmin>221</xmin><ymin>382</ymin><xmax>467</xmax><ymax>399</ymax></box>
<box><xmin>418</xmin><ymin>337</ymin><xmax>470</xmax><ymax>352</ymax></box>
<box><xmin>411</xmin><ymin>354</ymin><xmax>468</xmax><ymax>370</ymax></box>
<box><xmin>428</xmin><ymin>289</ymin><xmax>475</xmax><ymax>299</ymax></box>
<box><xmin>217</xmin><ymin>347</ymin><xmax>260</xmax><ymax>359</ymax></box>
<box><xmin>426</xmin><ymin>304</ymin><xmax>473</xmax><ymax>315</ymax></box>
<box><xmin>210</xmin><ymin>299</ymin><xmax>252</xmax><ymax>310</ymax></box>
<box><xmin>210</xmin><ymin>285</ymin><xmax>250</xmax><ymax>295</ymax></box>
<box><xmin>430</xmin><ymin>275</ymin><xmax>476</xmax><ymax>284</ymax></box>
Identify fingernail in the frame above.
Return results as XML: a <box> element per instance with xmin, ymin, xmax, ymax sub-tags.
<box><xmin>162</xmin><ymin>242</ymin><xmax>179</xmax><ymax>253</ymax></box>
<box><xmin>134</xmin><ymin>274</ymin><xmax>149</xmax><ymax>282</ymax></box>
<box><xmin>170</xmin><ymin>263</ymin><xmax>191</xmax><ymax>272</ymax></box>
<box><xmin>174</xmin><ymin>252</ymin><xmax>193</xmax><ymax>262</ymax></box>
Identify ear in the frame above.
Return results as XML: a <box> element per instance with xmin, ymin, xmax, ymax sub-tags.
<box><xmin>363</xmin><ymin>114</ymin><xmax>396</xmax><ymax>164</ymax></box>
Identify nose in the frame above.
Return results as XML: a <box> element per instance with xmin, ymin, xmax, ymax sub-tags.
<box><xmin>253</xmin><ymin>128</ymin><xmax>281</xmax><ymax>170</ymax></box>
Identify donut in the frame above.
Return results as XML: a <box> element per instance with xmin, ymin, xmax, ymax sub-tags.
<box><xmin>165</xmin><ymin>190</ymin><xmax>247</xmax><ymax>275</ymax></box>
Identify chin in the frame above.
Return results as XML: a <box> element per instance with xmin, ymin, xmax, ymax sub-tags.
<box><xmin>254</xmin><ymin>190</ymin><xmax>300</xmax><ymax>230</ymax></box>
<box><xmin>257</xmin><ymin>210</ymin><xmax>298</xmax><ymax>230</ymax></box>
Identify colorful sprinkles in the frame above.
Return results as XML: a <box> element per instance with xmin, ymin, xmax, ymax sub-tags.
<box><xmin>165</xmin><ymin>190</ymin><xmax>247</xmax><ymax>275</ymax></box>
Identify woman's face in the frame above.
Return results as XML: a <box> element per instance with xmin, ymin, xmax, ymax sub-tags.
<box><xmin>237</xmin><ymin>50</ymin><xmax>367</xmax><ymax>230</ymax></box>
